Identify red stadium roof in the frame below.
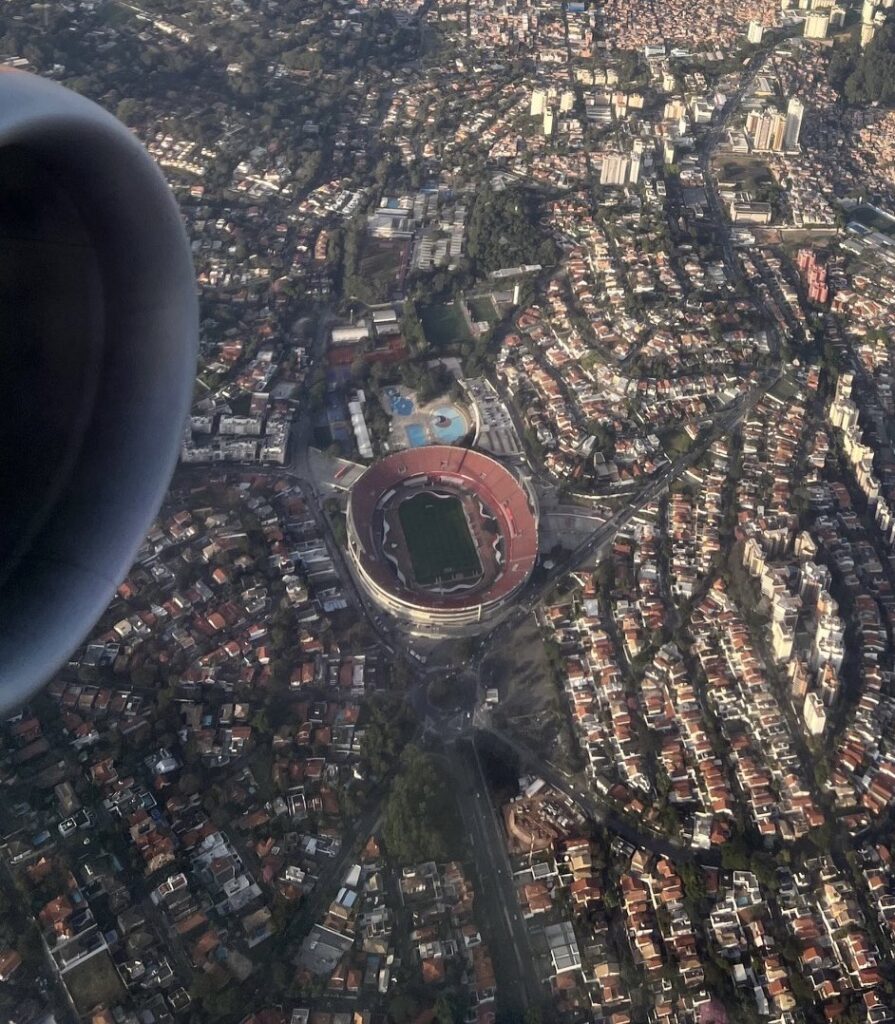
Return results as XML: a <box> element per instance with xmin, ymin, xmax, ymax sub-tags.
<box><xmin>348</xmin><ymin>446</ymin><xmax>537</xmax><ymax>612</ymax></box>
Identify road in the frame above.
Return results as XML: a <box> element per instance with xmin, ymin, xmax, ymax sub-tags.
<box><xmin>447</xmin><ymin>739</ymin><xmax>544</xmax><ymax>1014</ymax></box>
<box><xmin>285</xmin><ymin>791</ymin><xmax>386</xmax><ymax>945</ymax></box>
<box><xmin>697</xmin><ymin>42</ymin><xmax>783</xmax><ymax>344</ymax></box>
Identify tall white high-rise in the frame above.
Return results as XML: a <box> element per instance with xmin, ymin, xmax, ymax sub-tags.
<box><xmin>747</xmin><ymin>21</ymin><xmax>764</xmax><ymax>44</ymax></box>
<box><xmin>629</xmin><ymin>143</ymin><xmax>642</xmax><ymax>186</ymax></box>
<box><xmin>600</xmin><ymin>153</ymin><xmax>630</xmax><ymax>186</ymax></box>
<box><xmin>530</xmin><ymin>88</ymin><xmax>546</xmax><ymax>117</ymax></box>
<box><xmin>804</xmin><ymin>12</ymin><xmax>829</xmax><ymax>37</ymax></box>
<box><xmin>747</xmin><ymin>108</ymin><xmax>787</xmax><ymax>151</ymax></box>
<box><xmin>810</xmin><ymin>610</ymin><xmax>845</xmax><ymax>674</ymax></box>
<box><xmin>784</xmin><ymin>97</ymin><xmax>805</xmax><ymax>151</ymax></box>
<box><xmin>804</xmin><ymin>693</ymin><xmax>827</xmax><ymax>736</ymax></box>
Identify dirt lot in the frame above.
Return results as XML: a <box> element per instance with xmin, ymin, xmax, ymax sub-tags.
<box><xmin>483</xmin><ymin>613</ymin><xmax>583</xmax><ymax>772</ymax></box>
<box><xmin>716</xmin><ymin>156</ymin><xmax>773</xmax><ymax>193</ymax></box>
<box><xmin>65</xmin><ymin>950</ymin><xmax>126</xmax><ymax>1015</ymax></box>
<box><xmin>357</xmin><ymin>238</ymin><xmax>408</xmax><ymax>302</ymax></box>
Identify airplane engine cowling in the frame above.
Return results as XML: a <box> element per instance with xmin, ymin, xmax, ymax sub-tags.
<box><xmin>0</xmin><ymin>70</ymin><xmax>198</xmax><ymax>711</ymax></box>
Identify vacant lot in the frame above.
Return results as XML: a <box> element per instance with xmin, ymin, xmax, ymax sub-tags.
<box><xmin>770</xmin><ymin>373</ymin><xmax>801</xmax><ymax>403</ymax></box>
<box><xmin>399</xmin><ymin>492</ymin><xmax>481</xmax><ymax>585</ymax></box>
<box><xmin>717</xmin><ymin>157</ymin><xmax>773</xmax><ymax>193</ymax></box>
<box><xmin>662</xmin><ymin>427</ymin><xmax>694</xmax><ymax>457</ymax></box>
<box><xmin>65</xmin><ymin>950</ymin><xmax>126</xmax><ymax>1015</ymax></box>
<box><xmin>357</xmin><ymin>238</ymin><xmax>407</xmax><ymax>301</ymax></box>
<box><xmin>485</xmin><ymin>614</ymin><xmax>584</xmax><ymax>772</ymax></box>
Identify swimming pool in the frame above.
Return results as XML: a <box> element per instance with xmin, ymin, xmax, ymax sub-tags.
<box><xmin>385</xmin><ymin>387</ymin><xmax>415</xmax><ymax>417</ymax></box>
<box><xmin>405</xmin><ymin>424</ymin><xmax>427</xmax><ymax>447</ymax></box>
<box><xmin>430</xmin><ymin>405</ymin><xmax>467</xmax><ymax>443</ymax></box>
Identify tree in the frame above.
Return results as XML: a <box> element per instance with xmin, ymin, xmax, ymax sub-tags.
<box><xmin>329</xmin><ymin>512</ymin><xmax>348</xmax><ymax>548</ymax></box>
<box><xmin>374</xmin><ymin>150</ymin><xmax>399</xmax><ymax>187</ymax></box>
<box><xmin>382</xmin><ymin>746</ymin><xmax>461</xmax><ymax>863</ymax></box>
<box><xmin>828</xmin><ymin>39</ymin><xmax>858</xmax><ymax>94</ymax></box>
<box><xmin>835</xmin><ymin>18</ymin><xmax>895</xmax><ymax>106</ymax></box>
<box><xmin>360</xmin><ymin>694</ymin><xmax>416</xmax><ymax>776</ymax></box>
<box><xmin>132</xmin><ymin>664</ymin><xmax>158</xmax><ymax>688</ymax></box>
<box><xmin>616</xmin><ymin>50</ymin><xmax>648</xmax><ymax>87</ymax></box>
<box><xmin>251</xmin><ymin>708</ymin><xmax>271</xmax><ymax>737</ymax></box>
<box><xmin>115</xmin><ymin>98</ymin><xmax>144</xmax><ymax>124</ymax></box>
<box><xmin>388</xmin><ymin>993</ymin><xmax>421</xmax><ymax>1024</ymax></box>
<box><xmin>720</xmin><ymin>836</ymin><xmax>750</xmax><ymax>872</ymax></box>
<box><xmin>679</xmin><ymin>862</ymin><xmax>707</xmax><ymax>904</ymax></box>
<box><xmin>466</xmin><ymin>184</ymin><xmax>557</xmax><ymax>276</ymax></box>
<box><xmin>365</xmin><ymin>392</ymin><xmax>391</xmax><ymax>447</ymax></box>
<box><xmin>401</xmin><ymin>300</ymin><xmax>427</xmax><ymax>352</ymax></box>
<box><xmin>415</xmin><ymin>362</ymin><xmax>453</xmax><ymax>404</ymax></box>
<box><xmin>296</xmin><ymin>151</ymin><xmax>322</xmax><ymax>189</ymax></box>
<box><xmin>435</xmin><ymin>991</ymin><xmax>467</xmax><ymax>1024</ymax></box>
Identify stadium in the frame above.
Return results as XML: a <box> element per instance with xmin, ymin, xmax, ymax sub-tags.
<box><xmin>346</xmin><ymin>446</ymin><xmax>539</xmax><ymax>634</ymax></box>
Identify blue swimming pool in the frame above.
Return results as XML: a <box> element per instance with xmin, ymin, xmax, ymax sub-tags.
<box><xmin>386</xmin><ymin>387</ymin><xmax>415</xmax><ymax>417</ymax></box>
<box><xmin>430</xmin><ymin>405</ymin><xmax>466</xmax><ymax>442</ymax></box>
<box><xmin>405</xmin><ymin>424</ymin><xmax>427</xmax><ymax>447</ymax></box>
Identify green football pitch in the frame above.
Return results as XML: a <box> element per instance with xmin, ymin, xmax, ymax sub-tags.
<box><xmin>398</xmin><ymin>491</ymin><xmax>482</xmax><ymax>585</ymax></box>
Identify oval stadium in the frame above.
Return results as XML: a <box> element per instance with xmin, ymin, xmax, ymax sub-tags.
<box><xmin>346</xmin><ymin>446</ymin><xmax>539</xmax><ymax>634</ymax></box>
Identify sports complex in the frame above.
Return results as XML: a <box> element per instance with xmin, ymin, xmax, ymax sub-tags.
<box><xmin>346</xmin><ymin>446</ymin><xmax>539</xmax><ymax>633</ymax></box>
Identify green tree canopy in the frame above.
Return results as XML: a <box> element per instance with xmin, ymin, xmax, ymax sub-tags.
<box><xmin>382</xmin><ymin>746</ymin><xmax>461</xmax><ymax>863</ymax></box>
<box><xmin>830</xmin><ymin>19</ymin><xmax>895</xmax><ymax>106</ymax></box>
<box><xmin>360</xmin><ymin>694</ymin><xmax>416</xmax><ymax>776</ymax></box>
<box><xmin>467</xmin><ymin>185</ymin><xmax>557</xmax><ymax>275</ymax></box>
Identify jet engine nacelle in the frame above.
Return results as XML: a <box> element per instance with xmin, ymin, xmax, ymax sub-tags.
<box><xmin>0</xmin><ymin>70</ymin><xmax>197</xmax><ymax>711</ymax></box>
